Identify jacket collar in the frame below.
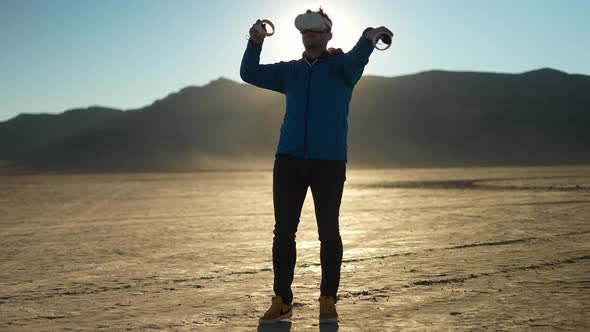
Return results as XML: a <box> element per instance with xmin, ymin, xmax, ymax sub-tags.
<box><xmin>302</xmin><ymin>47</ymin><xmax>344</xmax><ymax>66</ymax></box>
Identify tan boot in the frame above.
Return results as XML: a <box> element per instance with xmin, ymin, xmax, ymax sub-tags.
<box><xmin>259</xmin><ymin>296</ymin><xmax>292</xmax><ymax>324</ymax></box>
<box><xmin>319</xmin><ymin>296</ymin><xmax>338</xmax><ymax>323</ymax></box>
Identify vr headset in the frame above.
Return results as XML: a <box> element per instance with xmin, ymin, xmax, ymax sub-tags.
<box><xmin>295</xmin><ymin>12</ymin><xmax>332</xmax><ymax>33</ymax></box>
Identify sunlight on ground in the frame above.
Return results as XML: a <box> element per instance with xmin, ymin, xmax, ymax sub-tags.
<box><xmin>1</xmin><ymin>166</ymin><xmax>589</xmax><ymax>330</ymax></box>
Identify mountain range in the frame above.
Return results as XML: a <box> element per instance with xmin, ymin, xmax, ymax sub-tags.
<box><xmin>1</xmin><ymin>68</ymin><xmax>588</xmax><ymax>171</ymax></box>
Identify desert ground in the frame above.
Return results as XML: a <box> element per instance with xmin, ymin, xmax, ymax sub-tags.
<box><xmin>1</xmin><ymin>166</ymin><xmax>589</xmax><ymax>331</ymax></box>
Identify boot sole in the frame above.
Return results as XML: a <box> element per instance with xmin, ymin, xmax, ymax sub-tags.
<box><xmin>258</xmin><ymin>310</ymin><xmax>292</xmax><ymax>324</ymax></box>
<box><xmin>319</xmin><ymin>317</ymin><xmax>338</xmax><ymax>324</ymax></box>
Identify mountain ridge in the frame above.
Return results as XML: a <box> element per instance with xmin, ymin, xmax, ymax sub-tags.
<box><xmin>1</xmin><ymin>68</ymin><xmax>589</xmax><ymax>171</ymax></box>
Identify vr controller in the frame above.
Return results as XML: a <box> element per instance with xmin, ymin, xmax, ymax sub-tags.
<box><xmin>253</xmin><ymin>19</ymin><xmax>275</xmax><ymax>37</ymax></box>
<box><xmin>372</xmin><ymin>30</ymin><xmax>394</xmax><ymax>51</ymax></box>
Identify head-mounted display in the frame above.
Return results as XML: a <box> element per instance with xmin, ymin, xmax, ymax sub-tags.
<box><xmin>295</xmin><ymin>12</ymin><xmax>332</xmax><ymax>33</ymax></box>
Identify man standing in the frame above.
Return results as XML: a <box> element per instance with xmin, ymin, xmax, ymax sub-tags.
<box><xmin>240</xmin><ymin>8</ymin><xmax>392</xmax><ymax>324</ymax></box>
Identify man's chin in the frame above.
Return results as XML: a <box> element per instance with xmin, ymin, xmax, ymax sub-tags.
<box><xmin>303</xmin><ymin>41</ymin><xmax>319</xmax><ymax>48</ymax></box>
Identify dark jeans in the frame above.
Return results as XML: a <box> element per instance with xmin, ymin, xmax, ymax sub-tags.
<box><xmin>272</xmin><ymin>154</ymin><xmax>346</xmax><ymax>305</ymax></box>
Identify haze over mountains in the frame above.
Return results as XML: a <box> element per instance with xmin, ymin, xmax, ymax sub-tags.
<box><xmin>1</xmin><ymin>68</ymin><xmax>589</xmax><ymax>171</ymax></box>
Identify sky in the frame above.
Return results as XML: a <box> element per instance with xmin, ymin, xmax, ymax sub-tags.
<box><xmin>1</xmin><ymin>0</ymin><xmax>589</xmax><ymax>121</ymax></box>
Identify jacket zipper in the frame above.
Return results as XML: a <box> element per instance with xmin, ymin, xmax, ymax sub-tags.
<box><xmin>303</xmin><ymin>58</ymin><xmax>317</xmax><ymax>157</ymax></box>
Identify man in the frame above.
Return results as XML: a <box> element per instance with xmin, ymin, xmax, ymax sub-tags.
<box><xmin>240</xmin><ymin>8</ymin><xmax>392</xmax><ymax>324</ymax></box>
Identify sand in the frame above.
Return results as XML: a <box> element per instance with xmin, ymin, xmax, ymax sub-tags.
<box><xmin>1</xmin><ymin>166</ymin><xmax>589</xmax><ymax>331</ymax></box>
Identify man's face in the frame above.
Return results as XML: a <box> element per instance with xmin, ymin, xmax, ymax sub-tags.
<box><xmin>301</xmin><ymin>30</ymin><xmax>333</xmax><ymax>49</ymax></box>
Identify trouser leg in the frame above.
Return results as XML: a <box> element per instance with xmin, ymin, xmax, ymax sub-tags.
<box><xmin>272</xmin><ymin>156</ymin><xmax>309</xmax><ymax>305</ymax></box>
<box><xmin>310</xmin><ymin>160</ymin><xmax>346</xmax><ymax>302</ymax></box>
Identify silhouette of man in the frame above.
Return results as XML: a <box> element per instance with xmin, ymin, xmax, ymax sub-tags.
<box><xmin>240</xmin><ymin>7</ymin><xmax>392</xmax><ymax>324</ymax></box>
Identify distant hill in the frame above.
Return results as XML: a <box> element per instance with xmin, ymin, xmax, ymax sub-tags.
<box><xmin>0</xmin><ymin>107</ymin><xmax>123</xmax><ymax>161</ymax></box>
<box><xmin>348</xmin><ymin>68</ymin><xmax>590</xmax><ymax>166</ymax></box>
<box><xmin>1</xmin><ymin>68</ymin><xmax>589</xmax><ymax>171</ymax></box>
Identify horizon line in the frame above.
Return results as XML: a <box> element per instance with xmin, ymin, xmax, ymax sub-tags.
<box><xmin>1</xmin><ymin>66</ymin><xmax>587</xmax><ymax>123</ymax></box>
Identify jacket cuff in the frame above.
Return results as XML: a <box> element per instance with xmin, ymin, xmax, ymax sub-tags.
<box><xmin>357</xmin><ymin>31</ymin><xmax>375</xmax><ymax>52</ymax></box>
<box><xmin>247</xmin><ymin>39</ymin><xmax>263</xmax><ymax>50</ymax></box>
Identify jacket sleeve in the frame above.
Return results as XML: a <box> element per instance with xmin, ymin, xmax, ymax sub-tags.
<box><xmin>240</xmin><ymin>40</ymin><xmax>287</xmax><ymax>93</ymax></box>
<box><xmin>341</xmin><ymin>30</ymin><xmax>375</xmax><ymax>86</ymax></box>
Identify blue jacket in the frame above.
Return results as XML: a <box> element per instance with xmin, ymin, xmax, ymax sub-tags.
<box><xmin>240</xmin><ymin>34</ymin><xmax>374</xmax><ymax>161</ymax></box>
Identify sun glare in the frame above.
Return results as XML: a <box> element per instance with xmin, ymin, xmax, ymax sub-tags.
<box><xmin>270</xmin><ymin>2</ymin><xmax>361</xmax><ymax>60</ymax></box>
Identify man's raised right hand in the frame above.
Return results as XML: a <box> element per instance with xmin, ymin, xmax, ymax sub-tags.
<box><xmin>249</xmin><ymin>20</ymin><xmax>266</xmax><ymax>44</ymax></box>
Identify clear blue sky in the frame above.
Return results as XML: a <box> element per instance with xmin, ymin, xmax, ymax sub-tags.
<box><xmin>1</xmin><ymin>0</ymin><xmax>589</xmax><ymax>121</ymax></box>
